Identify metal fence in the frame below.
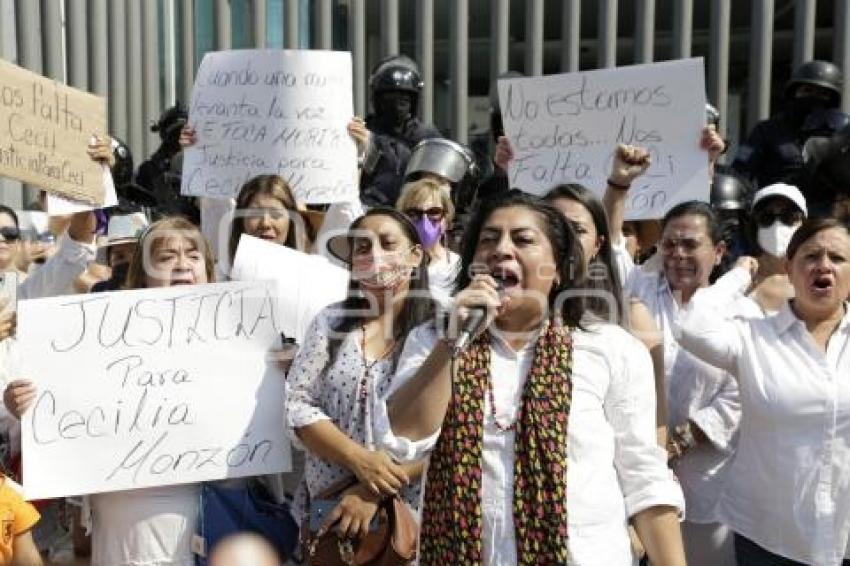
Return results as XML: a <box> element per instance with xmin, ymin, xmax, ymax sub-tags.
<box><xmin>1</xmin><ymin>0</ymin><xmax>849</xmax><ymax>208</ymax></box>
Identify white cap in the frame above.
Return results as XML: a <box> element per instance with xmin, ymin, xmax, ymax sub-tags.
<box><xmin>752</xmin><ymin>183</ymin><xmax>808</xmax><ymax>217</ymax></box>
<box><xmin>102</xmin><ymin>212</ymin><xmax>148</xmax><ymax>247</ymax></box>
<box><xmin>16</xmin><ymin>211</ymin><xmax>49</xmax><ymax>234</ymax></box>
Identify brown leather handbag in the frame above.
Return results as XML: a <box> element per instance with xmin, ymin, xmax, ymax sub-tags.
<box><xmin>303</xmin><ymin>481</ymin><xmax>418</xmax><ymax>566</ymax></box>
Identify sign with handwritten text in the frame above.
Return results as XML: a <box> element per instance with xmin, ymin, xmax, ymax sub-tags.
<box><xmin>0</xmin><ymin>58</ymin><xmax>107</xmax><ymax>205</ymax></box>
<box><xmin>498</xmin><ymin>58</ymin><xmax>708</xmax><ymax>220</ymax></box>
<box><xmin>181</xmin><ymin>49</ymin><xmax>358</xmax><ymax>204</ymax></box>
<box><xmin>18</xmin><ymin>281</ymin><xmax>290</xmax><ymax>499</ymax></box>
<box><xmin>231</xmin><ymin>234</ymin><xmax>349</xmax><ymax>344</ymax></box>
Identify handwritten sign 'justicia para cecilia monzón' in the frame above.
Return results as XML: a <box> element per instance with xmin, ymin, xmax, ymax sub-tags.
<box><xmin>18</xmin><ymin>281</ymin><xmax>290</xmax><ymax>499</ymax></box>
<box><xmin>181</xmin><ymin>49</ymin><xmax>358</xmax><ymax>204</ymax></box>
<box><xmin>498</xmin><ymin>58</ymin><xmax>709</xmax><ymax>220</ymax></box>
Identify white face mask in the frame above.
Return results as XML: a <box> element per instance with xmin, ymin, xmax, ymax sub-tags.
<box><xmin>757</xmin><ymin>221</ymin><xmax>799</xmax><ymax>257</ymax></box>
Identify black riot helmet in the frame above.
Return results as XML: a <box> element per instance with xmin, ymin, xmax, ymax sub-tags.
<box><xmin>785</xmin><ymin>60</ymin><xmax>843</xmax><ymax>107</ymax></box>
<box><xmin>110</xmin><ymin>137</ymin><xmax>134</xmax><ymax>187</ymax></box>
<box><xmin>369</xmin><ymin>55</ymin><xmax>423</xmax><ymax>113</ymax></box>
<box><xmin>706</xmin><ymin>103</ymin><xmax>721</xmax><ymax>128</ymax></box>
<box><xmin>711</xmin><ymin>170</ymin><xmax>751</xmax><ymax>211</ymax></box>
<box><xmin>151</xmin><ymin>103</ymin><xmax>188</xmax><ymax>145</ymax></box>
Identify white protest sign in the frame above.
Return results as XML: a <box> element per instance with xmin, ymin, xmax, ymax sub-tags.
<box><xmin>19</xmin><ymin>280</ymin><xmax>290</xmax><ymax>500</ymax></box>
<box><xmin>231</xmin><ymin>235</ymin><xmax>349</xmax><ymax>344</ymax></box>
<box><xmin>498</xmin><ymin>58</ymin><xmax>709</xmax><ymax>220</ymax></box>
<box><xmin>181</xmin><ymin>49</ymin><xmax>358</xmax><ymax>204</ymax></box>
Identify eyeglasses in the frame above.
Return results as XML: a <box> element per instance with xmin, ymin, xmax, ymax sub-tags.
<box><xmin>404</xmin><ymin>207</ymin><xmax>444</xmax><ymax>221</ymax></box>
<box><xmin>0</xmin><ymin>227</ymin><xmax>20</xmax><ymax>242</ymax></box>
<box><xmin>754</xmin><ymin>209</ymin><xmax>804</xmax><ymax>228</ymax></box>
<box><xmin>660</xmin><ymin>237</ymin><xmax>705</xmax><ymax>254</ymax></box>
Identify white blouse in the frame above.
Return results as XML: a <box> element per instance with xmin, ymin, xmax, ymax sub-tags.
<box><xmin>89</xmin><ymin>486</ymin><xmax>198</xmax><ymax>566</ymax></box>
<box><xmin>676</xmin><ymin>285</ymin><xmax>850</xmax><ymax>565</ymax></box>
<box><xmin>375</xmin><ymin>322</ymin><xmax>684</xmax><ymax>566</ymax></box>
<box><xmin>285</xmin><ymin>305</ymin><xmax>420</xmax><ymax>519</ymax></box>
<box><xmin>626</xmin><ymin>269</ymin><xmax>741</xmax><ymax>524</ymax></box>
<box><xmin>426</xmin><ymin>250</ymin><xmax>460</xmax><ymax>309</ymax></box>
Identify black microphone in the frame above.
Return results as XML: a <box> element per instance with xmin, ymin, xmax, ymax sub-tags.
<box><xmin>451</xmin><ymin>279</ymin><xmax>504</xmax><ymax>357</ymax></box>
<box><xmin>452</xmin><ymin>306</ymin><xmax>487</xmax><ymax>357</ymax></box>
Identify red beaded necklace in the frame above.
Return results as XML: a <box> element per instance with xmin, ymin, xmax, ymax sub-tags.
<box><xmin>487</xmin><ymin>377</ymin><xmax>519</xmax><ymax>432</ymax></box>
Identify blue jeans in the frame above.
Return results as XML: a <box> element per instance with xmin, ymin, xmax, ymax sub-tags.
<box><xmin>734</xmin><ymin>533</ymin><xmax>850</xmax><ymax>566</ymax></box>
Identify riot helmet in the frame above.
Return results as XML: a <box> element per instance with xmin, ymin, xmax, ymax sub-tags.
<box><xmin>110</xmin><ymin>137</ymin><xmax>134</xmax><ymax>187</ymax></box>
<box><xmin>369</xmin><ymin>55</ymin><xmax>423</xmax><ymax>116</ymax></box>
<box><xmin>404</xmin><ymin>138</ymin><xmax>477</xmax><ymax>185</ymax></box>
<box><xmin>711</xmin><ymin>170</ymin><xmax>751</xmax><ymax>211</ymax></box>
<box><xmin>152</xmin><ymin>103</ymin><xmax>188</xmax><ymax>141</ymax></box>
<box><xmin>785</xmin><ymin>60</ymin><xmax>843</xmax><ymax>107</ymax></box>
<box><xmin>706</xmin><ymin>103</ymin><xmax>721</xmax><ymax>128</ymax></box>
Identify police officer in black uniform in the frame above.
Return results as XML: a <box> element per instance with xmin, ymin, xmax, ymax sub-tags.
<box><xmin>136</xmin><ymin>103</ymin><xmax>200</xmax><ymax>223</ymax></box>
<box><xmin>711</xmin><ymin>169</ymin><xmax>754</xmax><ymax>271</ymax></box>
<box><xmin>733</xmin><ymin>60</ymin><xmax>849</xmax><ymax>193</ymax></box>
<box><xmin>360</xmin><ymin>55</ymin><xmax>442</xmax><ymax>207</ymax></box>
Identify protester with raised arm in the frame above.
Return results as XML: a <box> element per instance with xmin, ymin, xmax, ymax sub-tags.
<box><xmin>676</xmin><ymin>218</ymin><xmax>850</xmax><ymax>565</ymax></box>
<box><xmin>377</xmin><ymin>191</ymin><xmax>685</xmax><ymax>565</ymax></box>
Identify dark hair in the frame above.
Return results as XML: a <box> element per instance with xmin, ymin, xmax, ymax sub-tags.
<box><xmin>228</xmin><ymin>175</ymin><xmax>314</xmax><ymax>263</ymax></box>
<box><xmin>455</xmin><ymin>190</ymin><xmax>586</xmax><ymax>328</ymax></box>
<box><xmin>544</xmin><ymin>183</ymin><xmax>625</xmax><ymax>325</ymax></box>
<box><xmin>325</xmin><ymin>207</ymin><xmax>434</xmax><ymax>369</ymax></box>
<box><xmin>786</xmin><ymin>217</ymin><xmax>850</xmax><ymax>260</ymax></box>
<box><xmin>661</xmin><ymin>200</ymin><xmax>724</xmax><ymax>244</ymax></box>
<box><xmin>0</xmin><ymin>205</ymin><xmax>19</xmax><ymax>228</ymax></box>
<box><xmin>662</xmin><ymin>200</ymin><xmax>727</xmax><ymax>282</ymax></box>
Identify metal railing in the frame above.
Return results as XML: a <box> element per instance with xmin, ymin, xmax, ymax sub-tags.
<box><xmin>1</xmin><ymin>0</ymin><xmax>849</xmax><ymax>209</ymax></box>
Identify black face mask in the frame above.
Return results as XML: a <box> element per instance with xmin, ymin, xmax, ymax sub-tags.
<box><xmin>789</xmin><ymin>96</ymin><xmax>829</xmax><ymax>124</ymax></box>
<box><xmin>378</xmin><ymin>92</ymin><xmax>413</xmax><ymax>128</ymax></box>
<box><xmin>109</xmin><ymin>262</ymin><xmax>131</xmax><ymax>287</ymax></box>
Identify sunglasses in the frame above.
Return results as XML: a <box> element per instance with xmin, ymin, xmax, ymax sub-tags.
<box><xmin>754</xmin><ymin>209</ymin><xmax>804</xmax><ymax>228</ymax></box>
<box><xmin>0</xmin><ymin>227</ymin><xmax>20</xmax><ymax>242</ymax></box>
<box><xmin>404</xmin><ymin>207</ymin><xmax>444</xmax><ymax>221</ymax></box>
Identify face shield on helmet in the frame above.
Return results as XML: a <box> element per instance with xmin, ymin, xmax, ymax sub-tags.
<box><xmin>404</xmin><ymin>139</ymin><xmax>476</xmax><ymax>185</ymax></box>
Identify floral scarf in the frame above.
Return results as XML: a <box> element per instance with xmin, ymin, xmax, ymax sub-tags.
<box><xmin>419</xmin><ymin>319</ymin><xmax>573</xmax><ymax>564</ymax></box>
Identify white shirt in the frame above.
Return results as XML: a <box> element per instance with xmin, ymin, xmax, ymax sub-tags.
<box><xmin>426</xmin><ymin>250</ymin><xmax>460</xmax><ymax>309</ymax></box>
<box><xmin>676</xmin><ymin>287</ymin><xmax>850</xmax><ymax>565</ymax></box>
<box><xmin>626</xmin><ymin>269</ymin><xmax>741</xmax><ymax>523</ymax></box>
<box><xmin>88</xmin><ymin>486</ymin><xmax>198</xmax><ymax>566</ymax></box>
<box><xmin>18</xmin><ymin>234</ymin><xmax>96</xmax><ymax>300</ymax></box>
<box><xmin>375</xmin><ymin>322</ymin><xmax>684</xmax><ymax>566</ymax></box>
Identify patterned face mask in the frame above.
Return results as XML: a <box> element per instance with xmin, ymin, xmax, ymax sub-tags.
<box><xmin>351</xmin><ymin>248</ymin><xmax>416</xmax><ymax>291</ymax></box>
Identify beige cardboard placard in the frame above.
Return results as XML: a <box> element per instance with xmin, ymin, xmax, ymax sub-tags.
<box><xmin>0</xmin><ymin>58</ymin><xmax>106</xmax><ymax>205</ymax></box>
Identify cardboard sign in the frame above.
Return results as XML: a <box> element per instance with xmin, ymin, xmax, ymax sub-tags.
<box><xmin>499</xmin><ymin>58</ymin><xmax>709</xmax><ymax>220</ymax></box>
<box><xmin>181</xmin><ymin>49</ymin><xmax>358</xmax><ymax>204</ymax></box>
<box><xmin>45</xmin><ymin>165</ymin><xmax>118</xmax><ymax>215</ymax></box>
<box><xmin>230</xmin><ymin>235</ymin><xmax>349</xmax><ymax>344</ymax></box>
<box><xmin>0</xmin><ymin>58</ymin><xmax>106</xmax><ymax>205</ymax></box>
<box><xmin>19</xmin><ymin>281</ymin><xmax>290</xmax><ymax>499</ymax></box>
